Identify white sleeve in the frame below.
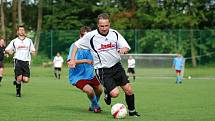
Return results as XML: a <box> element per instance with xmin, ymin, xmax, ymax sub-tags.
<box><xmin>74</xmin><ymin>33</ymin><xmax>91</xmax><ymax>50</ymax></box>
<box><xmin>30</xmin><ymin>39</ymin><xmax>36</xmax><ymax>52</ymax></box>
<box><xmin>5</xmin><ymin>40</ymin><xmax>15</xmax><ymax>51</ymax></box>
<box><xmin>53</xmin><ymin>57</ymin><xmax>56</xmax><ymax>63</ymax></box>
<box><xmin>61</xmin><ymin>57</ymin><xmax>64</xmax><ymax>63</ymax></box>
<box><xmin>117</xmin><ymin>32</ymin><xmax>131</xmax><ymax>50</ymax></box>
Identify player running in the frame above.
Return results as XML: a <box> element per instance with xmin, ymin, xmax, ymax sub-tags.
<box><xmin>68</xmin><ymin>13</ymin><xmax>140</xmax><ymax>117</ymax></box>
<box><xmin>5</xmin><ymin>25</ymin><xmax>36</xmax><ymax>97</ymax></box>
<box><xmin>67</xmin><ymin>26</ymin><xmax>102</xmax><ymax>113</ymax></box>
<box><xmin>0</xmin><ymin>37</ymin><xmax>5</xmax><ymax>86</ymax></box>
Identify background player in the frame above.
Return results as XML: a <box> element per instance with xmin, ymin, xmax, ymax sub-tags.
<box><xmin>53</xmin><ymin>52</ymin><xmax>64</xmax><ymax>79</ymax></box>
<box><xmin>172</xmin><ymin>53</ymin><xmax>185</xmax><ymax>84</ymax></box>
<box><xmin>127</xmin><ymin>55</ymin><xmax>136</xmax><ymax>81</ymax></box>
<box><xmin>67</xmin><ymin>26</ymin><xmax>102</xmax><ymax>113</ymax></box>
<box><xmin>0</xmin><ymin>37</ymin><xmax>5</xmax><ymax>86</ymax></box>
<box><xmin>5</xmin><ymin>25</ymin><xmax>36</xmax><ymax>97</ymax></box>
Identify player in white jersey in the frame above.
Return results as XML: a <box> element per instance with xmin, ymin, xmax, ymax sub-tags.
<box><xmin>68</xmin><ymin>13</ymin><xmax>140</xmax><ymax>117</ymax></box>
<box><xmin>5</xmin><ymin>25</ymin><xmax>36</xmax><ymax>97</ymax></box>
<box><xmin>127</xmin><ymin>55</ymin><xmax>136</xmax><ymax>81</ymax></box>
<box><xmin>53</xmin><ymin>52</ymin><xmax>64</xmax><ymax>79</ymax></box>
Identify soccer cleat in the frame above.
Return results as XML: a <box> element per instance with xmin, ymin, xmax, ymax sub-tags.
<box><xmin>88</xmin><ymin>107</ymin><xmax>94</xmax><ymax>112</ymax></box>
<box><xmin>129</xmin><ymin>111</ymin><xmax>140</xmax><ymax>117</ymax></box>
<box><xmin>94</xmin><ymin>107</ymin><xmax>102</xmax><ymax>113</ymax></box>
<box><xmin>104</xmin><ymin>93</ymin><xmax>111</xmax><ymax>105</ymax></box>
<box><xmin>16</xmin><ymin>93</ymin><xmax>21</xmax><ymax>97</ymax></box>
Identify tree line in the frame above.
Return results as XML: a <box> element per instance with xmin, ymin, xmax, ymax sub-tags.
<box><xmin>0</xmin><ymin>0</ymin><xmax>215</xmax><ymax>66</ymax></box>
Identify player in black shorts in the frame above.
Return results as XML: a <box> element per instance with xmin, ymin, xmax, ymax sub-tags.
<box><xmin>69</xmin><ymin>13</ymin><xmax>140</xmax><ymax>117</ymax></box>
<box><xmin>5</xmin><ymin>25</ymin><xmax>36</xmax><ymax>97</ymax></box>
<box><xmin>0</xmin><ymin>37</ymin><xmax>5</xmax><ymax>86</ymax></box>
<box><xmin>127</xmin><ymin>55</ymin><xmax>136</xmax><ymax>81</ymax></box>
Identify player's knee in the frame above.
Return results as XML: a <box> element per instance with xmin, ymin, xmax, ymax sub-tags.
<box><xmin>16</xmin><ymin>76</ymin><xmax>22</xmax><ymax>81</ymax></box>
<box><xmin>125</xmin><ymin>89</ymin><xmax>133</xmax><ymax>95</ymax></box>
<box><xmin>22</xmin><ymin>79</ymin><xmax>30</xmax><ymax>83</ymax></box>
<box><xmin>110</xmin><ymin>89</ymin><xmax>119</xmax><ymax>98</ymax></box>
<box><xmin>123</xmin><ymin>84</ymin><xmax>133</xmax><ymax>95</ymax></box>
<box><xmin>83</xmin><ymin>85</ymin><xmax>94</xmax><ymax>95</ymax></box>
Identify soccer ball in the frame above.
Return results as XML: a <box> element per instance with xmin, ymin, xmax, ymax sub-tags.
<box><xmin>111</xmin><ymin>103</ymin><xmax>127</xmax><ymax>119</ymax></box>
<box><xmin>188</xmin><ymin>76</ymin><xmax>192</xmax><ymax>79</ymax></box>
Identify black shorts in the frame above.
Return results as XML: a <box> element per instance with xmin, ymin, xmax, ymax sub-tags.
<box><xmin>0</xmin><ymin>61</ymin><xmax>3</xmax><ymax>68</ymax></box>
<box><xmin>54</xmin><ymin>67</ymin><xmax>61</xmax><ymax>71</ymax></box>
<box><xmin>127</xmin><ymin>68</ymin><xmax>135</xmax><ymax>74</ymax></box>
<box><xmin>96</xmin><ymin>62</ymin><xmax>129</xmax><ymax>93</ymax></box>
<box><xmin>14</xmin><ymin>59</ymin><xmax>30</xmax><ymax>78</ymax></box>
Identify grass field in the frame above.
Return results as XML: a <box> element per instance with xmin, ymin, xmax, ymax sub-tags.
<box><xmin>0</xmin><ymin>66</ymin><xmax>215</xmax><ymax>121</ymax></box>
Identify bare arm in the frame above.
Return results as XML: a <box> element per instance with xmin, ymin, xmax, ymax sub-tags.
<box><xmin>75</xmin><ymin>59</ymin><xmax>93</xmax><ymax>65</ymax></box>
<box><xmin>5</xmin><ymin>50</ymin><xmax>14</xmax><ymax>55</ymax></box>
<box><xmin>68</xmin><ymin>45</ymin><xmax>78</xmax><ymax>68</ymax></box>
<box><xmin>118</xmin><ymin>47</ymin><xmax>129</xmax><ymax>54</ymax></box>
<box><xmin>31</xmin><ymin>51</ymin><xmax>36</xmax><ymax>56</ymax></box>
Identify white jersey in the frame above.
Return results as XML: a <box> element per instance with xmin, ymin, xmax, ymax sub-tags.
<box><xmin>75</xmin><ymin>29</ymin><xmax>131</xmax><ymax>69</ymax></box>
<box><xmin>53</xmin><ymin>56</ymin><xmax>64</xmax><ymax>68</ymax></box>
<box><xmin>5</xmin><ymin>37</ymin><xmax>35</xmax><ymax>61</ymax></box>
<box><xmin>128</xmin><ymin>58</ymin><xmax>135</xmax><ymax>68</ymax></box>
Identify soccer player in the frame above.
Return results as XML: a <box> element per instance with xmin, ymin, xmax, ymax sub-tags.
<box><xmin>53</xmin><ymin>52</ymin><xmax>64</xmax><ymax>79</ymax></box>
<box><xmin>67</xmin><ymin>26</ymin><xmax>102</xmax><ymax>113</ymax></box>
<box><xmin>127</xmin><ymin>55</ymin><xmax>136</xmax><ymax>81</ymax></box>
<box><xmin>5</xmin><ymin>25</ymin><xmax>36</xmax><ymax>97</ymax></box>
<box><xmin>172</xmin><ymin>53</ymin><xmax>185</xmax><ymax>84</ymax></box>
<box><xmin>0</xmin><ymin>37</ymin><xmax>5</xmax><ymax>86</ymax></box>
<box><xmin>68</xmin><ymin>13</ymin><xmax>140</xmax><ymax>117</ymax></box>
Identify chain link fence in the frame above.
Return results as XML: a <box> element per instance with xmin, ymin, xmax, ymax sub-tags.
<box><xmin>39</xmin><ymin>29</ymin><xmax>215</xmax><ymax>65</ymax></box>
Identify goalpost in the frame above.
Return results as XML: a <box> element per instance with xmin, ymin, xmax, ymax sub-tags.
<box><xmin>120</xmin><ymin>53</ymin><xmax>185</xmax><ymax>78</ymax></box>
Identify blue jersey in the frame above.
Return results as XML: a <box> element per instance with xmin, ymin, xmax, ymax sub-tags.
<box><xmin>67</xmin><ymin>44</ymin><xmax>94</xmax><ymax>85</ymax></box>
<box><xmin>173</xmin><ymin>57</ymin><xmax>185</xmax><ymax>70</ymax></box>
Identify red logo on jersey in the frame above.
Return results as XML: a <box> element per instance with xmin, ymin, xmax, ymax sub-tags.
<box><xmin>98</xmin><ymin>42</ymin><xmax>116</xmax><ymax>51</ymax></box>
<box><xmin>17</xmin><ymin>45</ymin><xmax>28</xmax><ymax>48</ymax></box>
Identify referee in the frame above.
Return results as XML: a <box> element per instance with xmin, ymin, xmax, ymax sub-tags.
<box><xmin>5</xmin><ymin>25</ymin><xmax>36</xmax><ymax>97</ymax></box>
<box><xmin>69</xmin><ymin>13</ymin><xmax>140</xmax><ymax>117</ymax></box>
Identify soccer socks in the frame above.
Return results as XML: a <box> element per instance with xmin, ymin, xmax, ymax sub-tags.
<box><xmin>126</xmin><ymin>94</ymin><xmax>135</xmax><ymax>111</ymax></box>
<box><xmin>126</xmin><ymin>94</ymin><xmax>140</xmax><ymax>117</ymax></box>
<box><xmin>58</xmin><ymin>74</ymin><xmax>60</xmax><ymax>79</ymax></box>
<box><xmin>133</xmin><ymin>76</ymin><xmax>136</xmax><ymax>81</ymax></box>
<box><xmin>176</xmin><ymin>76</ymin><xmax>182</xmax><ymax>84</ymax></box>
<box><xmin>15</xmin><ymin>81</ymin><xmax>21</xmax><ymax>97</ymax></box>
<box><xmin>54</xmin><ymin>72</ymin><xmax>57</xmax><ymax>78</ymax></box>
<box><xmin>92</xmin><ymin>96</ymin><xmax>100</xmax><ymax>108</ymax></box>
<box><xmin>176</xmin><ymin>76</ymin><xmax>179</xmax><ymax>83</ymax></box>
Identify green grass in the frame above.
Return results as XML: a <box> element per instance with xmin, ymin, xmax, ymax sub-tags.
<box><xmin>0</xmin><ymin>66</ymin><xmax>215</xmax><ymax>121</ymax></box>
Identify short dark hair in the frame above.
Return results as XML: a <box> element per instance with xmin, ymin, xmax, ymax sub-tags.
<box><xmin>17</xmin><ymin>25</ymin><xmax>25</xmax><ymax>30</ymax></box>
<box><xmin>79</xmin><ymin>26</ymin><xmax>91</xmax><ymax>37</ymax></box>
<box><xmin>97</xmin><ymin>13</ymin><xmax>110</xmax><ymax>22</ymax></box>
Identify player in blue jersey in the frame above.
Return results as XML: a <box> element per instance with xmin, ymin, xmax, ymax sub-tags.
<box><xmin>67</xmin><ymin>26</ymin><xmax>103</xmax><ymax>113</ymax></box>
<box><xmin>173</xmin><ymin>53</ymin><xmax>185</xmax><ymax>84</ymax></box>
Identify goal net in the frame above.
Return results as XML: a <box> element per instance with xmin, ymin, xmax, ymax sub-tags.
<box><xmin>120</xmin><ymin>54</ymin><xmax>184</xmax><ymax>78</ymax></box>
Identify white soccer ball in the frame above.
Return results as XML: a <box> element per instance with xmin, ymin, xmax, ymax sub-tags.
<box><xmin>188</xmin><ymin>76</ymin><xmax>192</xmax><ymax>79</ymax></box>
<box><xmin>111</xmin><ymin>103</ymin><xmax>127</xmax><ymax>119</ymax></box>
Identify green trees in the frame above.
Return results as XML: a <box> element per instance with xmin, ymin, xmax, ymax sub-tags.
<box><xmin>0</xmin><ymin>0</ymin><xmax>215</xmax><ymax>66</ymax></box>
